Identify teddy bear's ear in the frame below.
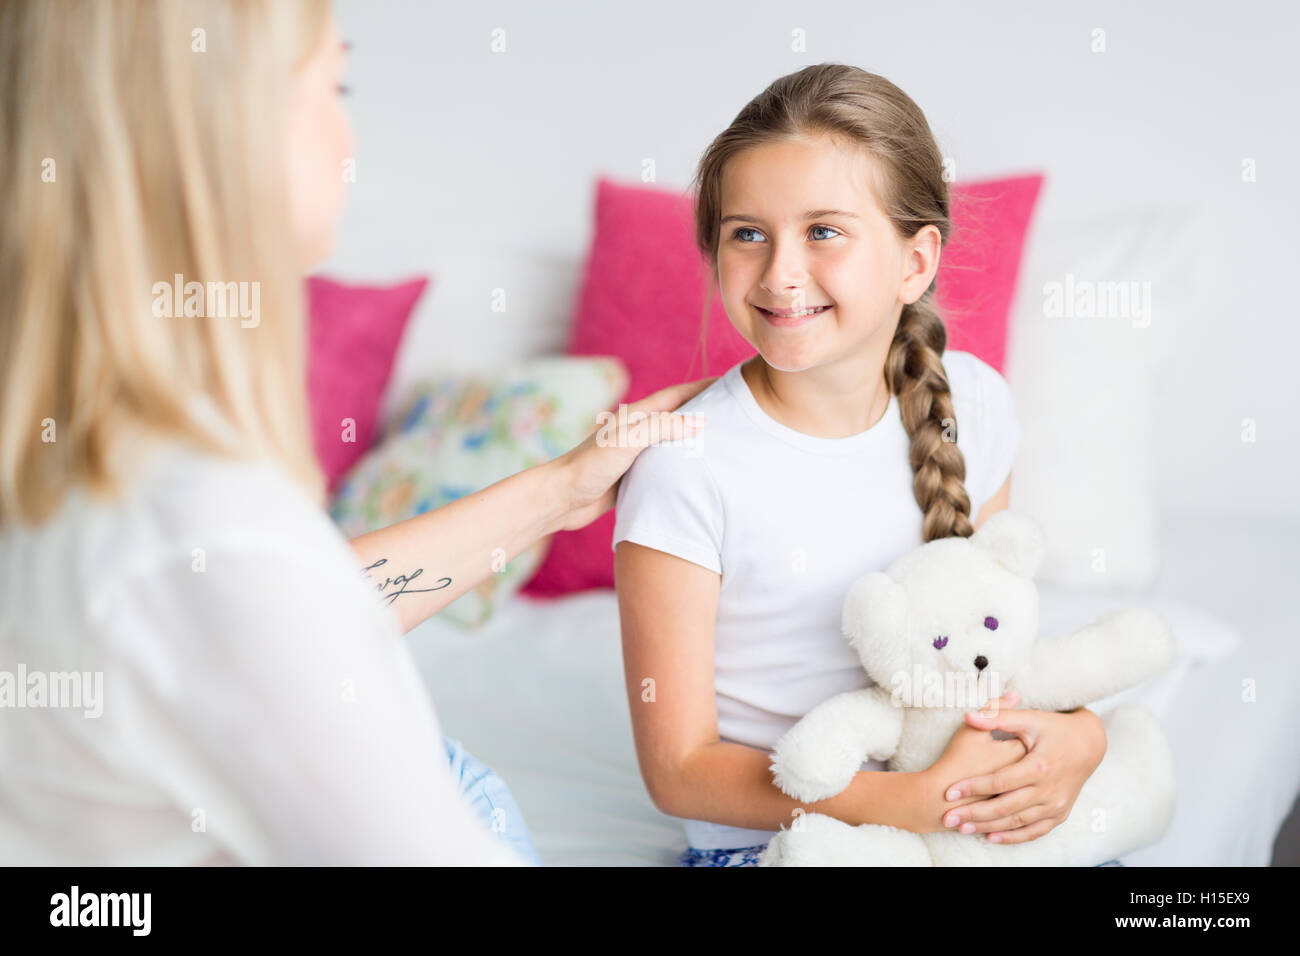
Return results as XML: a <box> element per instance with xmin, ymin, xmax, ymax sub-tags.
<box><xmin>842</xmin><ymin>571</ymin><xmax>911</xmax><ymax>682</ymax></box>
<box><xmin>969</xmin><ymin>510</ymin><xmax>1045</xmax><ymax>579</ymax></box>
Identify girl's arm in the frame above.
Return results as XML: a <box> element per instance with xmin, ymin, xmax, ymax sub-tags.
<box><xmin>933</xmin><ymin>705</ymin><xmax>1106</xmax><ymax>842</ymax></box>
<box><xmin>615</xmin><ymin>540</ymin><xmax>1022</xmax><ymax>833</ymax></box>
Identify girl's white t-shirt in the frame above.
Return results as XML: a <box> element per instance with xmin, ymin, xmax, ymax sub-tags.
<box><xmin>0</xmin><ymin>403</ymin><xmax>525</xmax><ymax>865</ymax></box>
<box><xmin>612</xmin><ymin>350</ymin><xmax>1020</xmax><ymax>851</ymax></box>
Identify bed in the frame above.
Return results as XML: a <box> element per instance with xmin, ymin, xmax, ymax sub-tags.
<box><xmin>404</xmin><ymin>510</ymin><xmax>1300</xmax><ymax>867</ymax></box>
<box><xmin>372</xmin><ymin>192</ymin><xmax>1299</xmax><ymax>866</ymax></box>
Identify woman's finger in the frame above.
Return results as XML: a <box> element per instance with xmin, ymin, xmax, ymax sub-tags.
<box><xmin>634</xmin><ymin>377</ymin><xmax>720</xmax><ymax>413</ymax></box>
<box><xmin>653</xmin><ymin>411</ymin><xmax>708</xmax><ymax>445</ymax></box>
<box><xmin>621</xmin><ymin>410</ymin><xmax>707</xmax><ymax>448</ymax></box>
<box><xmin>987</xmin><ymin>815</ymin><xmax>1057</xmax><ymax>845</ymax></box>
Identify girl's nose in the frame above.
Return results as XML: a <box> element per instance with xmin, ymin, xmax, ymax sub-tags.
<box><xmin>760</xmin><ymin>240</ymin><xmax>808</xmax><ymax>296</ymax></box>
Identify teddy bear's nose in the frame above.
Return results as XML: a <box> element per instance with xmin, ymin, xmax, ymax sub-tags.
<box><xmin>974</xmin><ymin>655</ymin><xmax>988</xmax><ymax>671</ymax></box>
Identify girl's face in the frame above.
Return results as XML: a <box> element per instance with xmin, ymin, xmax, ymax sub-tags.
<box><xmin>714</xmin><ymin>134</ymin><xmax>939</xmax><ymax>373</ymax></box>
<box><xmin>284</xmin><ymin>14</ymin><xmax>354</xmax><ymax>271</ymax></box>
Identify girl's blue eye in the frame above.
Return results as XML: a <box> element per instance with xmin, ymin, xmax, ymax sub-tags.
<box><xmin>810</xmin><ymin>225</ymin><xmax>840</xmax><ymax>240</ymax></box>
<box><xmin>733</xmin><ymin>227</ymin><xmax>765</xmax><ymax>243</ymax></box>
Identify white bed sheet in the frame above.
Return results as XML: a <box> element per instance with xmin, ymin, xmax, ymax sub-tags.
<box><xmin>404</xmin><ymin>513</ymin><xmax>1300</xmax><ymax>866</ymax></box>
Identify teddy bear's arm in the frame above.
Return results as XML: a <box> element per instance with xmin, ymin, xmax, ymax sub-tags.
<box><xmin>769</xmin><ymin>686</ymin><xmax>903</xmax><ymax>804</ymax></box>
<box><xmin>1011</xmin><ymin>608</ymin><xmax>1176</xmax><ymax>712</ymax></box>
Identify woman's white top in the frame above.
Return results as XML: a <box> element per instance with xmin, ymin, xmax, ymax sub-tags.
<box><xmin>0</xmin><ymin>403</ymin><xmax>525</xmax><ymax>865</ymax></box>
<box><xmin>612</xmin><ymin>351</ymin><xmax>1020</xmax><ymax>850</ymax></box>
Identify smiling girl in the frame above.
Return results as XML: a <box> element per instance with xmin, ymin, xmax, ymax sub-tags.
<box><xmin>613</xmin><ymin>64</ymin><xmax>1109</xmax><ymax>866</ymax></box>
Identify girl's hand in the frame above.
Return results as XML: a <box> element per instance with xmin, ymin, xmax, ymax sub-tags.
<box><xmin>939</xmin><ymin>702</ymin><xmax>1107</xmax><ymax>844</ymax></box>
<box><xmin>905</xmin><ymin>691</ymin><xmax>1029</xmax><ymax>834</ymax></box>
<box><xmin>555</xmin><ymin>378</ymin><xmax>717</xmax><ymax>533</ymax></box>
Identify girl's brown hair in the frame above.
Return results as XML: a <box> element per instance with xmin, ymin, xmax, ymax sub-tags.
<box><xmin>693</xmin><ymin>62</ymin><xmax>975</xmax><ymax>541</ymax></box>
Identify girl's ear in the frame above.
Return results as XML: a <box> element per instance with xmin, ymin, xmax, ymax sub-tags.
<box><xmin>970</xmin><ymin>511</ymin><xmax>1045</xmax><ymax>579</ymax></box>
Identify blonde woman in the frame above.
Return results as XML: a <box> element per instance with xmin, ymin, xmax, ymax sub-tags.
<box><xmin>0</xmin><ymin>0</ymin><xmax>710</xmax><ymax>865</ymax></box>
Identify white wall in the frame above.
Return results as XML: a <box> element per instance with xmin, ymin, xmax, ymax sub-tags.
<box><xmin>328</xmin><ymin>0</ymin><xmax>1299</xmax><ymax>520</ymax></box>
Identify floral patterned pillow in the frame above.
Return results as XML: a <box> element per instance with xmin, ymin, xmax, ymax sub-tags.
<box><xmin>329</xmin><ymin>355</ymin><xmax>628</xmax><ymax>629</ymax></box>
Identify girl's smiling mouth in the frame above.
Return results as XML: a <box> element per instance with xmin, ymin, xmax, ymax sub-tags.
<box><xmin>754</xmin><ymin>303</ymin><xmax>832</xmax><ymax>326</ymax></box>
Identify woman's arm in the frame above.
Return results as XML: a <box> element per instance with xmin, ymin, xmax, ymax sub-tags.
<box><xmin>348</xmin><ymin>457</ymin><xmax>571</xmax><ymax>634</ymax></box>
<box><xmin>350</xmin><ymin>377</ymin><xmax>717</xmax><ymax>634</ymax></box>
<box><xmin>615</xmin><ymin>540</ymin><xmax>927</xmax><ymax>832</ymax></box>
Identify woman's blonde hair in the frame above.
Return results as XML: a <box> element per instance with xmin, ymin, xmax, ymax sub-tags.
<box><xmin>0</xmin><ymin>0</ymin><xmax>332</xmax><ymax>528</ymax></box>
<box><xmin>693</xmin><ymin>63</ymin><xmax>976</xmax><ymax>542</ymax></box>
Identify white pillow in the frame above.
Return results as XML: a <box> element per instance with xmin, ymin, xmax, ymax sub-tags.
<box><xmin>1004</xmin><ymin>200</ymin><xmax>1211</xmax><ymax>592</ymax></box>
<box><xmin>381</xmin><ymin>247</ymin><xmax>584</xmax><ymax>430</ymax></box>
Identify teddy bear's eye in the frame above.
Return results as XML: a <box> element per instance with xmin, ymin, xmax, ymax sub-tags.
<box><xmin>984</xmin><ymin>616</ymin><xmax>998</xmax><ymax>630</ymax></box>
<box><xmin>932</xmin><ymin>636</ymin><xmax>948</xmax><ymax>649</ymax></box>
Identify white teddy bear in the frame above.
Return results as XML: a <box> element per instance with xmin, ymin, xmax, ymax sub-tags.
<box><xmin>759</xmin><ymin>510</ymin><xmax>1178</xmax><ymax>867</ymax></box>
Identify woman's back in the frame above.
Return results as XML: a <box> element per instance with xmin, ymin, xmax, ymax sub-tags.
<box><xmin>0</xmin><ymin>411</ymin><xmax>518</xmax><ymax>864</ymax></box>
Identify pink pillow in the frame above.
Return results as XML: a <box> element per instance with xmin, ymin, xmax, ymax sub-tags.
<box><xmin>306</xmin><ymin>275</ymin><xmax>430</xmax><ymax>491</ymax></box>
<box><xmin>520</xmin><ymin>173</ymin><xmax>1043</xmax><ymax>598</ymax></box>
<box><xmin>938</xmin><ymin>174</ymin><xmax>1045</xmax><ymax>373</ymax></box>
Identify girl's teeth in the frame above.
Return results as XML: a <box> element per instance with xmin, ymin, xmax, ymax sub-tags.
<box><xmin>769</xmin><ymin>306</ymin><xmax>826</xmax><ymax>317</ymax></box>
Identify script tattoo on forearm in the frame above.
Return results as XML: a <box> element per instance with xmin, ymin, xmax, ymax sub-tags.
<box><xmin>361</xmin><ymin>557</ymin><xmax>452</xmax><ymax>608</ymax></box>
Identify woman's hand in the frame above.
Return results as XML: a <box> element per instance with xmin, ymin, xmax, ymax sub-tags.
<box><xmin>938</xmin><ymin>699</ymin><xmax>1107</xmax><ymax>844</ymax></box>
<box><xmin>555</xmin><ymin>377</ymin><xmax>717</xmax><ymax>532</ymax></box>
<box><xmin>902</xmin><ymin>691</ymin><xmax>1029</xmax><ymax>834</ymax></box>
